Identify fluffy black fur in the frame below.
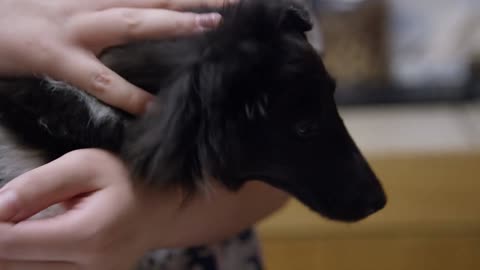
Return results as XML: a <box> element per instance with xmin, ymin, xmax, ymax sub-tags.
<box><xmin>0</xmin><ymin>0</ymin><xmax>385</xmax><ymax>222</ymax></box>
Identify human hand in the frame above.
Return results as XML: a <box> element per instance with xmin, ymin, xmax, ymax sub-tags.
<box><xmin>0</xmin><ymin>149</ymin><xmax>162</xmax><ymax>270</ymax></box>
<box><xmin>0</xmin><ymin>0</ymin><xmax>226</xmax><ymax>115</ymax></box>
<box><xmin>0</xmin><ymin>149</ymin><xmax>288</xmax><ymax>269</ymax></box>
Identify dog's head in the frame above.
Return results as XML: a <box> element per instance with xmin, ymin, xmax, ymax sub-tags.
<box><xmin>125</xmin><ymin>0</ymin><xmax>386</xmax><ymax>222</ymax></box>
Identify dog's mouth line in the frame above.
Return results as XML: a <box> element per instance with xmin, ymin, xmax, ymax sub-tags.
<box><xmin>235</xmin><ymin>173</ymin><xmax>383</xmax><ymax>222</ymax></box>
<box><xmin>235</xmin><ymin>173</ymin><xmax>322</xmax><ymax>207</ymax></box>
<box><xmin>236</xmin><ymin>173</ymin><xmax>303</xmax><ymax>193</ymax></box>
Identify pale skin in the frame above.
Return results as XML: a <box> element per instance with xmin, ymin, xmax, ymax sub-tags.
<box><xmin>0</xmin><ymin>1</ymin><xmax>289</xmax><ymax>269</ymax></box>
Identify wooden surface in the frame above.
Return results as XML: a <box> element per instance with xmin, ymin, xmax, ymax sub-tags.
<box><xmin>257</xmin><ymin>153</ymin><xmax>480</xmax><ymax>270</ymax></box>
<box><xmin>262</xmin><ymin>237</ymin><xmax>480</xmax><ymax>270</ymax></box>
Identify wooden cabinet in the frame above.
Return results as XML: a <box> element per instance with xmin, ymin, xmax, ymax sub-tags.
<box><xmin>258</xmin><ymin>153</ymin><xmax>480</xmax><ymax>270</ymax></box>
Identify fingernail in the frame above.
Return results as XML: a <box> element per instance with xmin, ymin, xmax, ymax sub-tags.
<box><xmin>138</xmin><ymin>93</ymin><xmax>156</xmax><ymax>115</ymax></box>
<box><xmin>0</xmin><ymin>189</ymin><xmax>18</xmax><ymax>221</ymax></box>
<box><xmin>146</xmin><ymin>100</ymin><xmax>157</xmax><ymax>113</ymax></box>
<box><xmin>196</xmin><ymin>13</ymin><xmax>222</xmax><ymax>31</ymax></box>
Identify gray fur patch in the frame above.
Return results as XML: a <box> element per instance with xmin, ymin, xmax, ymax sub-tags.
<box><xmin>44</xmin><ymin>78</ymin><xmax>120</xmax><ymax>127</ymax></box>
<box><xmin>0</xmin><ymin>126</ymin><xmax>47</xmax><ymax>186</ymax></box>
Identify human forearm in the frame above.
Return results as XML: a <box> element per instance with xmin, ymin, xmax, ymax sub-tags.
<box><xmin>141</xmin><ymin>181</ymin><xmax>289</xmax><ymax>249</ymax></box>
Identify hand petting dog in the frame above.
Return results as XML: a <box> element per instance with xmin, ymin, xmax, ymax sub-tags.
<box><xmin>0</xmin><ymin>149</ymin><xmax>287</xmax><ymax>270</ymax></box>
<box><xmin>0</xmin><ymin>0</ymin><xmax>225</xmax><ymax>115</ymax></box>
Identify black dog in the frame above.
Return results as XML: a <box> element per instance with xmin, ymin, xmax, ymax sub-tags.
<box><xmin>0</xmin><ymin>0</ymin><xmax>385</xmax><ymax>222</ymax></box>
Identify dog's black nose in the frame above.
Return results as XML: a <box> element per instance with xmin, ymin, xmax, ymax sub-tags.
<box><xmin>366</xmin><ymin>193</ymin><xmax>387</xmax><ymax>216</ymax></box>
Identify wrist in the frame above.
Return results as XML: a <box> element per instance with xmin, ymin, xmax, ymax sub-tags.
<box><xmin>138</xmin><ymin>182</ymin><xmax>289</xmax><ymax>250</ymax></box>
<box><xmin>135</xmin><ymin>186</ymin><xmax>185</xmax><ymax>250</ymax></box>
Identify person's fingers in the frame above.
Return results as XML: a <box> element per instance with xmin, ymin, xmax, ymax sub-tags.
<box><xmin>50</xmin><ymin>49</ymin><xmax>154</xmax><ymax>115</ymax></box>
<box><xmin>0</xmin><ymin>190</ymin><xmax>18</xmax><ymax>222</ymax></box>
<box><xmin>90</xmin><ymin>0</ymin><xmax>232</xmax><ymax>11</ymax></box>
<box><xmin>0</xmin><ymin>151</ymin><xmax>104</xmax><ymax>222</ymax></box>
<box><xmin>73</xmin><ymin>8</ymin><xmax>221</xmax><ymax>50</ymax></box>
<box><xmin>0</xmin><ymin>260</ymin><xmax>77</xmax><ymax>270</ymax></box>
<box><xmin>0</xmin><ymin>215</ymin><xmax>86</xmax><ymax>261</ymax></box>
<box><xmin>0</xmin><ymin>174</ymin><xmax>128</xmax><ymax>261</ymax></box>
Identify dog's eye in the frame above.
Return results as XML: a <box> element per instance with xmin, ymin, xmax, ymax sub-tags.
<box><xmin>295</xmin><ymin>120</ymin><xmax>322</xmax><ymax>138</ymax></box>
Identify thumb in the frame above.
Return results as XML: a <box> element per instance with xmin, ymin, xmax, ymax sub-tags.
<box><xmin>0</xmin><ymin>151</ymin><xmax>103</xmax><ymax>222</ymax></box>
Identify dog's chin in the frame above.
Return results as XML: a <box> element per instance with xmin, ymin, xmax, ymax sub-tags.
<box><xmin>295</xmin><ymin>191</ymin><xmax>387</xmax><ymax>223</ymax></box>
<box><xmin>296</xmin><ymin>197</ymin><xmax>382</xmax><ymax>223</ymax></box>
<box><xmin>261</xmin><ymin>180</ymin><xmax>384</xmax><ymax>223</ymax></box>
<box><xmin>289</xmin><ymin>196</ymin><xmax>362</xmax><ymax>223</ymax></box>
<box><xmin>238</xmin><ymin>175</ymin><xmax>385</xmax><ymax>223</ymax></box>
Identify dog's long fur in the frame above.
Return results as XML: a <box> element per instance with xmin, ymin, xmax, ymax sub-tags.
<box><xmin>0</xmin><ymin>0</ymin><xmax>385</xmax><ymax>224</ymax></box>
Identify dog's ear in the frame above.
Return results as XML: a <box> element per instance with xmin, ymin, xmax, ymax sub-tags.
<box><xmin>282</xmin><ymin>2</ymin><xmax>313</xmax><ymax>32</ymax></box>
<box><xmin>122</xmin><ymin>73</ymin><xmax>204</xmax><ymax>191</ymax></box>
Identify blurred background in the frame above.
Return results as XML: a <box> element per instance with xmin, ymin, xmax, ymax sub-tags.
<box><xmin>257</xmin><ymin>0</ymin><xmax>480</xmax><ymax>269</ymax></box>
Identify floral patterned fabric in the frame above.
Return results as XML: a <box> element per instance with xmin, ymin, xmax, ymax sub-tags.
<box><xmin>135</xmin><ymin>230</ymin><xmax>264</xmax><ymax>270</ymax></box>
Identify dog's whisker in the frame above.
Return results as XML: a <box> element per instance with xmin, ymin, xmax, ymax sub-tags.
<box><xmin>245</xmin><ymin>103</ymin><xmax>255</xmax><ymax>120</ymax></box>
